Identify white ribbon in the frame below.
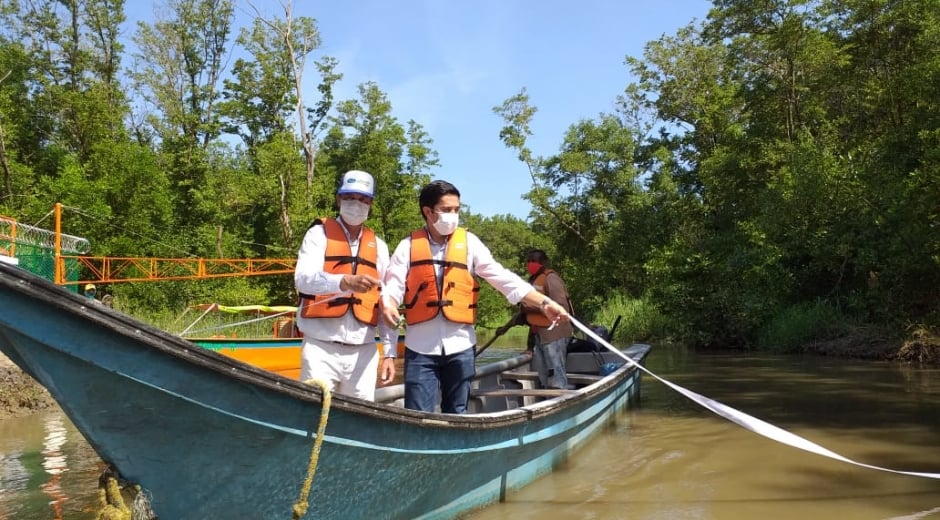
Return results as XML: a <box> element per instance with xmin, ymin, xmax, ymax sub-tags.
<box><xmin>570</xmin><ymin>316</ymin><xmax>940</xmax><ymax>480</ymax></box>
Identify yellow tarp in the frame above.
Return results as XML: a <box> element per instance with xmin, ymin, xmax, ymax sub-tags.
<box><xmin>190</xmin><ymin>303</ymin><xmax>297</xmax><ymax>315</ymax></box>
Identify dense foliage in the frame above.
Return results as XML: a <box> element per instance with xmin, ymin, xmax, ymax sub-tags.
<box><xmin>1</xmin><ymin>0</ymin><xmax>937</xmax><ymax>349</ymax></box>
<box><xmin>495</xmin><ymin>0</ymin><xmax>940</xmax><ymax>347</ymax></box>
<box><xmin>0</xmin><ymin>0</ymin><xmax>534</xmax><ymax>327</ymax></box>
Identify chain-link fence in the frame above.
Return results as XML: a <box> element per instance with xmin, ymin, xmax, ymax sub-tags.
<box><xmin>0</xmin><ymin>217</ymin><xmax>90</xmax><ymax>291</ymax></box>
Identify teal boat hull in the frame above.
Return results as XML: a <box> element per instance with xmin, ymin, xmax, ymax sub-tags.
<box><xmin>0</xmin><ymin>262</ymin><xmax>650</xmax><ymax>519</ymax></box>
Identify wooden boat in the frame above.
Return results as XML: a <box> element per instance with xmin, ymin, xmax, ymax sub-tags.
<box><xmin>190</xmin><ymin>335</ymin><xmax>304</xmax><ymax>378</ymax></box>
<box><xmin>0</xmin><ymin>261</ymin><xmax>651</xmax><ymax>520</ymax></box>
<box><xmin>181</xmin><ymin>303</ymin><xmax>305</xmax><ymax>379</ymax></box>
<box><xmin>181</xmin><ymin>304</ymin><xmax>405</xmax><ymax>380</ymax></box>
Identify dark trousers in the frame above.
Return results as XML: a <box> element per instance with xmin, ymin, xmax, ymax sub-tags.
<box><xmin>404</xmin><ymin>347</ymin><xmax>475</xmax><ymax>413</ymax></box>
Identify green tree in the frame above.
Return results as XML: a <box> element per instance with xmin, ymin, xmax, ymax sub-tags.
<box><xmin>130</xmin><ymin>0</ymin><xmax>237</xmax><ymax>254</ymax></box>
<box><xmin>131</xmin><ymin>0</ymin><xmax>232</xmax><ymax>148</ymax></box>
<box><xmin>219</xmin><ymin>10</ymin><xmax>339</xmax><ymax>250</ymax></box>
<box><xmin>627</xmin><ymin>0</ymin><xmax>940</xmax><ymax>346</ymax></box>
<box><xmin>0</xmin><ymin>39</ymin><xmax>32</xmax><ymax>206</ymax></box>
<box><xmin>463</xmin><ymin>212</ymin><xmax>546</xmax><ymax>326</ymax></box>
<box><xmin>495</xmin><ymin>90</ymin><xmax>654</xmax><ymax>319</ymax></box>
<box><xmin>0</xmin><ymin>0</ymin><xmax>129</xmax><ymax>191</ymax></box>
<box><xmin>316</xmin><ymin>82</ymin><xmax>437</xmax><ymax>246</ymax></box>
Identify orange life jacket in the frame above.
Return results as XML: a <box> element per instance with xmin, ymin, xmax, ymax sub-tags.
<box><xmin>403</xmin><ymin>227</ymin><xmax>479</xmax><ymax>325</ymax></box>
<box><xmin>524</xmin><ymin>268</ymin><xmax>555</xmax><ymax>327</ymax></box>
<box><xmin>298</xmin><ymin>217</ymin><xmax>380</xmax><ymax>326</ymax></box>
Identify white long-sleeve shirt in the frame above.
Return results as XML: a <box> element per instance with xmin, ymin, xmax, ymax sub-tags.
<box><xmin>294</xmin><ymin>219</ymin><xmax>397</xmax><ymax>357</ymax></box>
<box><xmin>383</xmin><ymin>227</ymin><xmax>535</xmax><ymax>355</ymax></box>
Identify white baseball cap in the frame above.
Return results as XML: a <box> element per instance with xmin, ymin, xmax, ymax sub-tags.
<box><xmin>337</xmin><ymin>170</ymin><xmax>375</xmax><ymax>198</ymax></box>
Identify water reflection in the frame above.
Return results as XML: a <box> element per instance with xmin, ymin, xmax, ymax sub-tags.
<box><xmin>39</xmin><ymin>415</ymin><xmax>69</xmax><ymax>519</ymax></box>
<box><xmin>0</xmin><ymin>411</ymin><xmax>99</xmax><ymax>520</ymax></box>
<box><xmin>0</xmin><ymin>442</ymin><xmax>29</xmax><ymax>519</ymax></box>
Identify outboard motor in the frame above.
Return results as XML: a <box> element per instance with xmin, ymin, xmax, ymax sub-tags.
<box><xmin>566</xmin><ymin>324</ymin><xmax>609</xmax><ymax>354</ymax></box>
<box><xmin>590</xmin><ymin>325</ymin><xmax>609</xmax><ymax>343</ymax></box>
<box><xmin>590</xmin><ymin>325</ymin><xmax>623</xmax><ymax>376</ymax></box>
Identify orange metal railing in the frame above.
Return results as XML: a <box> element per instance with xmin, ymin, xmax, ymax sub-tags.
<box><xmin>57</xmin><ymin>255</ymin><xmax>296</xmax><ymax>286</ymax></box>
<box><xmin>3</xmin><ymin>203</ymin><xmax>295</xmax><ymax>286</ymax></box>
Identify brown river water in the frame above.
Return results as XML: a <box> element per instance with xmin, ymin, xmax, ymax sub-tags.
<box><xmin>3</xmin><ymin>344</ymin><xmax>940</xmax><ymax>519</ymax></box>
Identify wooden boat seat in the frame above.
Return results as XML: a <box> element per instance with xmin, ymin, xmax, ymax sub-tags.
<box><xmin>470</xmin><ymin>388</ymin><xmax>576</xmax><ymax>398</ymax></box>
<box><xmin>500</xmin><ymin>371</ymin><xmax>604</xmax><ymax>386</ymax></box>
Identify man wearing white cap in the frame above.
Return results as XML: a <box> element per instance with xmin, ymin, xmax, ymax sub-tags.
<box><xmin>294</xmin><ymin>170</ymin><xmax>397</xmax><ymax>400</ymax></box>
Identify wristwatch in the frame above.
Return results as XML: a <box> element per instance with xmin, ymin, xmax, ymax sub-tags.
<box><xmin>540</xmin><ymin>297</ymin><xmax>553</xmax><ymax>309</ymax></box>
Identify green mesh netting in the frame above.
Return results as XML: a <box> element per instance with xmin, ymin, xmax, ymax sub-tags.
<box><xmin>1</xmin><ymin>218</ymin><xmax>88</xmax><ymax>292</ymax></box>
<box><xmin>11</xmin><ymin>248</ymin><xmax>81</xmax><ymax>291</ymax></box>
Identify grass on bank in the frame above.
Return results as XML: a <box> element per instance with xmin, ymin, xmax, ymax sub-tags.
<box><xmin>753</xmin><ymin>300</ymin><xmax>940</xmax><ymax>362</ymax></box>
<box><xmin>590</xmin><ymin>293</ymin><xmax>672</xmax><ymax>345</ymax></box>
<box><xmin>755</xmin><ymin>300</ymin><xmax>844</xmax><ymax>353</ymax></box>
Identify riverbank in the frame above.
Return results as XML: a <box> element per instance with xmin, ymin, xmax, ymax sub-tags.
<box><xmin>0</xmin><ymin>353</ymin><xmax>56</xmax><ymax>419</ymax></box>
<box><xmin>805</xmin><ymin>324</ymin><xmax>940</xmax><ymax>363</ymax></box>
<box><xmin>803</xmin><ymin>326</ymin><xmax>903</xmax><ymax>359</ymax></box>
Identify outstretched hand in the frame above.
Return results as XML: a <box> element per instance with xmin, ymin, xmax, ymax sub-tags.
<box><xmin>543</xmin><ymin>300</ymin><xmax>570</xmax><ymax>322</ymax></box>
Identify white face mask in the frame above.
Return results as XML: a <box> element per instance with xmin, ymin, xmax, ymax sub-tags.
<box><xmin>339</xmin><ymin>200</ymin><xmax>370</xmax><ymax>226</ymax></box>
<box><xmin>432</xmin><ymin>211</ymin><xmax>459</xmax><ymax>236</ymax></box>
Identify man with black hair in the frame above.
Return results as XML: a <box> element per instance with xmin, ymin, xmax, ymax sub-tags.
<box><xmin>380</xmin><ymin>180</ymin><xmax>570</xmax><ymax>413</ymax></box>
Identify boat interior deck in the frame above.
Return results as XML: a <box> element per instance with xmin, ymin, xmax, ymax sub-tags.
<box><xmin>375</xmin><ymin>350</ymin><xmax>635</xmax><ymax>413</ymax></box>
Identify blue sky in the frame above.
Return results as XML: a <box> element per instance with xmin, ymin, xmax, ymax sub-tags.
<box><xmin>138</xmin><ymin>1</ymin><xmax>713</xmax><ymax>218</ymax></box>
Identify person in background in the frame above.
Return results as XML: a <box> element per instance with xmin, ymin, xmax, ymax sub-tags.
<box><xmin>520</xmin><ymin>249</ymin><xmax>575</xmax><ymax>389</ymax></box>
<box><xmin>380</xmin><ymin>180</ymin><xmax>570</xmax><ymax>414</ymax></box>
<box><xmin>294</xmin><ymin>170</ymin><xmax>397</xmax><ymax>401</ymax></box>
<box><xmin>83</xmin><ymin>283</ymin><xmax>102</xmax><ymax>304</ymax></box>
